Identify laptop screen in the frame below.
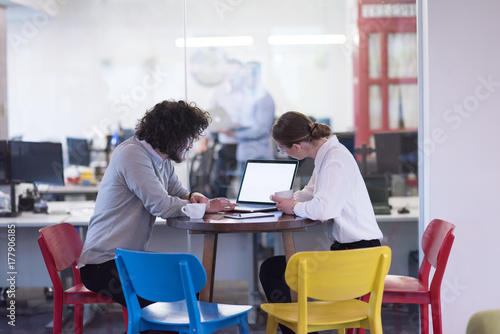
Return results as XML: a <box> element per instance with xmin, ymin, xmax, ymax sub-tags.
<box><xmin>236</xmin><ymin>160</ymin><xmax>299</xmax><ymax>205</ymax></box>
<box><xmin>207</xmin><ymin>107</ymin><xmax>233</xmax><ymax>132</ymax></box>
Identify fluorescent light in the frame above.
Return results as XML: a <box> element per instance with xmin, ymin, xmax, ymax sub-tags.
<box><xmin>268</xmin><ymin>34</ymin><xmax>347</xmax><ymax>45</ymax></box>
<box><xmin>175</xmin><ymin>36</ymin><xmax>254</xmax><ymax>48</ymax></box>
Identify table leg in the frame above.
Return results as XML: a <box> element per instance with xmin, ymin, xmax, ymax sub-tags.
<box><xmin>281</xmin><ymin>231</ymin><xmax>298</xmax><ymax>302</ymax></box>
<box><xmin>199</xmin><ymin>232</ymin><xmax>218</xmax><ymax>302</ymax></box>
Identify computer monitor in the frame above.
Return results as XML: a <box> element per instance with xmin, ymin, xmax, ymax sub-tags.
<box><xmin>374</xmin><ymin>131</ymin><xmax>418</xmax><ymax>175</ymax></box>
<box><xmin>67</xmin><ymin>137</ymin><xmax>91</xmax><ymax>167</ymax></box>
<box><xmin>336</xmin><ymin>132</ymin><xmax>355</xmax><ymax>156</ymax></box>
<box><xmin>9</xmin><ymin>141</ymin><xmax>65</xmax><ymax>186</ymax></box>
<box><xmin>120</xmin><ymin>128</ymin><xmax>135</xmax><ymax>142</ymax></box>
<box><xmin>0</xmin><ymin>140</ymin><xmax>9</xmax><ymax>184</ymax></box>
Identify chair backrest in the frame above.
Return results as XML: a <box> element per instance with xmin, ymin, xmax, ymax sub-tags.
<box><xmin>419</xmin><ymin>219</ymin><xmax>455</xmax><ymax>288</ymax></box>
<box><xmin>421</xmin><ymin>219</ymin><xmax>455</xmax><ymax>267</ymax></box>
<box><xmin>38</xmin><ymin>222</ymin><xmax>84</xmax><ymax>286</ymax></box>
<box><xmin>115</xmin><ymin>249</ymin><xmax>207</xmax><ymax>303</ymax></box>
<box><xmin>115</xmin><ymin>249</ymin><xmax>207</xmax><ymax>332</ymax></box>
<box><xmin>285</xmin><ymin>246</ymin><xmax>392</xmax><ymax>302</ymax></box>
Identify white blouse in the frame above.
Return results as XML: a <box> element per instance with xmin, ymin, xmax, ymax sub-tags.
<box><xmin>293</xmin><ymin>136</ymin><xmax>383</xmax><ymax>244</ymax></box>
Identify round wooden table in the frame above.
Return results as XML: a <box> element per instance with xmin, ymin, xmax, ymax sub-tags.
<box><xmin>167</xmin><ymin>212</ymin><xmax>322</xmax><ymax>302</ymax></box>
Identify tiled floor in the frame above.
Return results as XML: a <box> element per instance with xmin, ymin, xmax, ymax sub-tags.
<box><xmin>0</xmin><ymin>281</ymin><xmax>420</xmax><ymax>333</ymax></box>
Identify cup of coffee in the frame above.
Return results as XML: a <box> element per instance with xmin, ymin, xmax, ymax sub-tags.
<box><xmin>273</xmin><ymin>189</ymin><xmax>294</xmax><ymax>199</ymax></box>
<box><xmin>181</xmin><ymin>203</ymin><xmax>206</xmax><ymax>219</ymax></box>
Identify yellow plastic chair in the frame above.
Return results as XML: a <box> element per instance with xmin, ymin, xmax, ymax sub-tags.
<box><xmin>260</xmin><ymin>246</ymin><xmax>391</xmax><ymax>334</ymax></box>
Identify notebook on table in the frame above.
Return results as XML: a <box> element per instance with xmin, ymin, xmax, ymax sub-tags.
<box><xmin>232</xmin><ymin>159</ymin><xmax>299</xmax><ymax>213</ymax></box>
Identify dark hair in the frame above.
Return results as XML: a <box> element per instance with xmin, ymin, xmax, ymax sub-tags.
<box><xmin>135</xmin><ymin>100</ymin><xmax>210</xmax><ymax>156</ymax></box>
<box><xmin>272</xmin><ymin>111</ymin><xmax>332</xmax><ymax>147</ymax></box>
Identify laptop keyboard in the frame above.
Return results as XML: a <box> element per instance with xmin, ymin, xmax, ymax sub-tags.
<box><xmin>373</xmin><ymin>205</ymin><xmax>392</xmax><ymax>215</ymax></box>
<box><xmin>233</xmin><ymin>203</ymin><xmax>277</xmax><ymax>212</ymax></box>
<box><xmin>237</xmin><ymin>204</ymin><xmax>274</xmax><ymax>209</ymax></box>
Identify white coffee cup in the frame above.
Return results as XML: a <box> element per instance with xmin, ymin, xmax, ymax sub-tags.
<box><xmin>273</xmin><ymin>189</ymin><xmax>294</xmax><ymax>199</ymax></box>
<box><xmin>181</xmin><ymin>203</ymin><xmax>206</xmax><ymax>219</ymax></box>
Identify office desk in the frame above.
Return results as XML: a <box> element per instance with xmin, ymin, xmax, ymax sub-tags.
<box><xmin>1</xmin><ymin>196</ymin><xmax>418</xmax><ymax>287</ymax></box>
<box><xmin>167</xmin><ymin>212</ymin><xmax>322</xmax><ymax>302</ymax></box>
<box><xmin>38</xmin><ymin>184</ymin><xmax>99</xmax><ymax>201</ymax></box>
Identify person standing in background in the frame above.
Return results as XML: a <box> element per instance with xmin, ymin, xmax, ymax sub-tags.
<box><xmin>219</xmin><ymin>61</ymin><xmax>276</xmax><ymax>177</ymax></box>
<box><xmin>205</xmin><ymin>59</ymin><xmax>244</xmax><ymax>197</ymax></box>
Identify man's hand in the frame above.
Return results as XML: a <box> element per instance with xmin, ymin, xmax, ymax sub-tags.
<box><xmin>190</xmin><ymin>193</ymin><xmax>209</xmax><ymax>205</ymax></box>
<box><xmin>206</xmin><ymin>197</ymin><xmax>237</xmax><ymax>213</ymax></box>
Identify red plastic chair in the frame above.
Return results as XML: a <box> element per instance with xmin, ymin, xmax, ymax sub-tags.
<box><xmin>352</xmin><ymin>218</ymin><xmax>455</xmax><ymax>334</ymax></box>
<box><xmin>38</xmin><ymin>223</ymin><xmax>127</xmax><ymax>334</ymax></box>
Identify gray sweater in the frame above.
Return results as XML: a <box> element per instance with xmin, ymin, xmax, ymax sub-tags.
<box><xmin>79</xmin><ymin>137</ymin><xmax>189</xmax><ymax>265</ymax></box>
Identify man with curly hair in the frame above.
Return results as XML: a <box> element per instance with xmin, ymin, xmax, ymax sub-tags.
<box><xmin>78</xmin><ymin>100</ymin><xmax>236</xmax><ymax>308</ymax></box>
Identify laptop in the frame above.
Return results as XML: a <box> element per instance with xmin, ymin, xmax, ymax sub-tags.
<box><xmin>364</xmin><ymin>175</ymin><xmax>392</xmax><ymax>215</ymax></box>
<box><xmin>232</xmin><ymin>159</ymin><xmax>299</xmax><ymax>212</ymax></box>
<box><xmin>208</xmin><ymin>107</ymin><xmax>235</xmax><ymax>132</ymax></box>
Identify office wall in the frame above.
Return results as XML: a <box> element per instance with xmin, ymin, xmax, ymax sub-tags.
<box><xmin>424</xmin><ymin>0</ymin><xmax>500</xmax><ymax>331</ymax></box>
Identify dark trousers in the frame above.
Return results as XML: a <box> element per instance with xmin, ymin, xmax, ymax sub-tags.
<box><xmin>80</xmin><ymin>259</ymin><xmax>153</xmax><ymax>308</ymax></box>
<box><xmin>259</xmin><ymin>239</ymin><xmax>381</xmax><ymax>334</ymax></box>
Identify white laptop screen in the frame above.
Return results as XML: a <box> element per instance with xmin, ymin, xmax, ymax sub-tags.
<box><xmin>236</xmin><ymin>160</ymin><xmax>299</xmax><ymax>205</ymax></box>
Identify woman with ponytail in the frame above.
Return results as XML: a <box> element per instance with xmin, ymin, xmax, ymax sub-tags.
<box><xmin>259</xmin><ymin>111</ymin><xmax>383</xmax><ymax>334</ymax></box>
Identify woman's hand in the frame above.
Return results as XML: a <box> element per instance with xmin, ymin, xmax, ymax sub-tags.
<box><xmin>271</xmin><ymin>195</ymin><xmax>297</xmax><ymax>215</ymax></box>
<box><xmin>206</xmin><ymin>197</ymin><xmax>237</xmax><ymax>212</ymax></box>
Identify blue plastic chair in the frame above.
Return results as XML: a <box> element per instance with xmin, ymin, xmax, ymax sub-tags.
<box><xmin>115</xmin><ymin>249</ymin><xmax>252</xmax><ymax>334</ymax></box>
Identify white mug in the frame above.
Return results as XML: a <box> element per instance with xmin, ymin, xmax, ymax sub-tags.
<box><xmin>273</xmin><ymin>189</ymin><xmax>294</xmax><ymax>199</ymax></box>
<box><xmin>181</xmin><ymin>203</ymin><xmax>206</xmax><ymax>219</ymax></box>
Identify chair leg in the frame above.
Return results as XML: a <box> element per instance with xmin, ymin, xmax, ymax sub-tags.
<box><xmin>431</xmin><ymin>297</ymin><xmax>443</xmax><ymax>334</ymax></box>
<box><xmin>122</xmin><ymin>306</ymin><xmax>128</xmax><ymax>333</ymax></box>
<box><xmin>355</xmin><ymin>294</ymin><xmax>369</xmax><ymax>334</ymax></box>
<box><xmin>53</xmin><ymin>297</ymin><xmax>63</xmax><ymax>334</ymax></box>
<box><xmin>369</xmin><ymin>314</ymin><xmax>384</xmax><ymax>334</ymax></box>
<box><xmin>238</xmin><ymin>314</ymin><xmax>251</xmax><ymax>334</ymax></box>
<box><xmin>74</xmin><ymin>304</ymin><xmax>84</xmax><ymax>334</ymax></box>
<box><xmin>420</xmin><ymin>304</ymin><xmax>429</xmax><ymax>334</ymax></box>
<box><xmin>265</xmin><ymin>315</ymin><xmax>279</xmax><ymax>334</ymax></box>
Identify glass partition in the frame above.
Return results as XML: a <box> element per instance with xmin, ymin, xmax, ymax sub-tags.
<box><xmin>183</xmin><ymin>0</ymin><xmax>353</xmax><ymax>131</ymax></box>
<box><xmin>5</xmin><ymin>0</ymin><xmax>418</xmax><ymax>197</ymax></box>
